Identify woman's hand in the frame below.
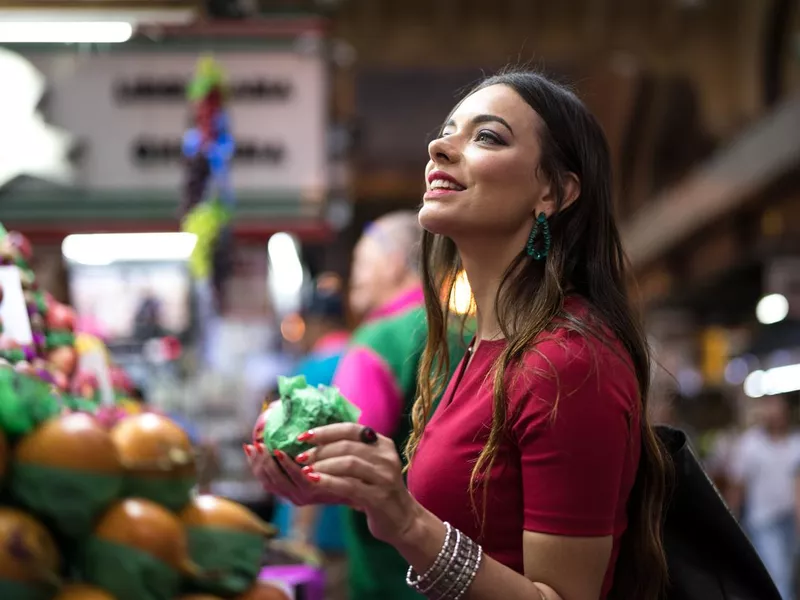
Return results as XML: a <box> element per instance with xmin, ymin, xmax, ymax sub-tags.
<box><xmin>244</xmin><ymin>443</ymin><xmax>344</xmax><ymax>506</ymax></box>
<box><xmin>293</xmin><ymin>423</ymin><xmax>423</xmax><ymax>545</ymax></box>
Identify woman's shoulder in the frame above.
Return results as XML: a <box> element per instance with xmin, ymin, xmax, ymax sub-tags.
<box><xmin>509</xmin><ymin>299</ymin><xmax>640</xmax><ymax>413</ymax></box>
<box><xmin>523</xmin><ymin>301</ymin><xmax>632</xmax><ymax>373</ymax></box>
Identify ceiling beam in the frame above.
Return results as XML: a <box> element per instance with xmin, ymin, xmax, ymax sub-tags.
<box><xmin>621</xmin><ymin>94</ymin><xmax>800</xmax><ymax>269</ymax></box>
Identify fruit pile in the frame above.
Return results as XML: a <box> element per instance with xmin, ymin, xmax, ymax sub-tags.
<box><xmin>0</xmin><ymin>226</ymin><xmax>289</xmax><ymax>600</ymax></box>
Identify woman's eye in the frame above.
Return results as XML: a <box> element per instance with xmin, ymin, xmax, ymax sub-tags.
<box><xmin>475</xmin><ymin>131</ymin><xmax>501</xmax><ymax>144</ymax></box>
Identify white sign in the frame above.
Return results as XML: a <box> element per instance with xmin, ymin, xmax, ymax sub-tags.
<box><xmin>0</xmin><ymin>266</ymin><xmax>33</xmax><ymax>345</ymax></box>
<box><xmin>22</xmin><ymin>49</ymin><xmax>328</xmax><ymax>194</ymax></box>
<box><xmin>0</xmin><ymin>47</ymin><xmax>75</xmax><ymax>188</ymax></box>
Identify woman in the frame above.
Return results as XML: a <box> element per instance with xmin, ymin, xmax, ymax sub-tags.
<box><xmin>246</xmin><ymin>70</ymin><xmax>671</xmax><ymax>600</ymax></box>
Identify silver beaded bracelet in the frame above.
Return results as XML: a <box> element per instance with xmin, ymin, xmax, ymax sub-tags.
<box><xmin>406</xmin><ymin>522</ymin><xmax>483</xmax><ymax>600</ymax></box>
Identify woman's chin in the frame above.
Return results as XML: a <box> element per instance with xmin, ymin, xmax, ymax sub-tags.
<box><xmin>418</xmin><ymin>202</ymin><xmax>460</xmax><ymax>236</ymax></box>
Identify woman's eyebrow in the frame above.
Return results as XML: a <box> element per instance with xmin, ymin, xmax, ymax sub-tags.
<box><xmin>443</xmin><ymin>114</ymin><xmax>514</xmax><ymax>134</ymax></box>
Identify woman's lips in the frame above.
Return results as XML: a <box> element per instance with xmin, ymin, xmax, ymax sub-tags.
<box><xmin>423</xmin><ymin>188</ymin><xmax>464</xmax><ymax>200</ymax></box>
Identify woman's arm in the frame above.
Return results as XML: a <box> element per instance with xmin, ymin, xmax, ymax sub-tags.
<box><xmin>395</xmin><ymin>506</ymin><xmax>609</xmax><ymax>600</ymax></box>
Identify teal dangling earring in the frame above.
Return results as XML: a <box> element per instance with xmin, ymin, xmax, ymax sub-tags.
<box><xmin>525</xmin><ymin>213</ymin><xmax>551</xmax><ymax>261</ymax></box>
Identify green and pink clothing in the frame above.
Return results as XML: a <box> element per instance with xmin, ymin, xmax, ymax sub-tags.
<box><xmin>332</xmin><ymin>287</ymin><xmax>470</xmax><ymax>600</ymax></box>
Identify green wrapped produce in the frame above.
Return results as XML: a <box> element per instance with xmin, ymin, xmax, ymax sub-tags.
<box><xmin>262</xmin><ymin>375</ymin><xmax>360</xmax><ymax>458</ymax></box>
<box><xmin>11</xmin><ymin>413</ymin><xmax>124</xmax><ymax>539</ymax></box>
<box><xmin>81</xmin><ymin>498</ymin><xmax>197</xmax><ymax>600</ymax></box>
<box><xmin>180</xmin><ymin>495</ymin><xmax>275</xmax><ymax>596</ymax></box>
<box><xmin>45</xmin><ymin>330</ymin><xmax>75</xmax><ymax>350</ymax></box>
<box><xmin>81</xmin><ymin>538</ymin><xmax>182</xmax><ymax>600</ymax></box>
<box><xmin>0</xmin><ymin>369</ymin><xmax>62</xmax><ymax>437</ymax></box>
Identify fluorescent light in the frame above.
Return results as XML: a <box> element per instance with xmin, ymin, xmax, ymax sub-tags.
<box><xmin>756</xmin><ymin>293</ymin><xmax>790</xmax><ymax>325</ymax></box>
<box><xmin>744</xmin><ymin>364</ymin><xmax>800</xmax><ymax>398</ymax></box>
<box><xmin>0</xmin><ymin>9</ymin><xmax>195</xmax><ymax>27</ymax></box>
<box><xmin>268</xmin><ymin>232</ymin><xmax>305</xmax><ymax>315</ymax></box>
<box><xmin>62</xmin><ymin>233</ymin><xmax>197</xmax><ymax>265</ymax></box>
<box><xmin>0</xmin><ymin>22</ymin><xmax>133</xmax><ymax>44</ymax></box>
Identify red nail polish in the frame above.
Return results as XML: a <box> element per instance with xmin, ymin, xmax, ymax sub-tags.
<box><xmin>297</xmin><ymin>430</ymin><xmax>315</xmax><ymax>442</ymax></box>
<box><xmin>243</xmin><ymin>444</ymin><xmax>252</xmax><ymax>457</ymax></box>
<box><xmin>305</xmin><ymin>472</ymin><xmax>321</xmax><ymax>483</ymax></box>
<box><xmin>296</xmin><ymin>451</ymin><xmax>309</xmax><ymax>463</ymax></box>
<box><xmin>256</xmin><ymin>443</ymin><xmax>265</xmax><ymax>454</ymax></box>
<box><xmin>274</xmin><ymin>450</ymin><xmax>284</xmax><ymax>461</ymax></box>
<box><xmin>301</xmin><ymin>465</ymin><xmax>314</xmax><ymax>474</ymax></box>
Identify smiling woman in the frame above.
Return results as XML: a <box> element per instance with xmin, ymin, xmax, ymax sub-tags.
<box><xmin>247</xmin><ymin>69</ymin><xmax>671</xmax><ymax>600</ymax></box>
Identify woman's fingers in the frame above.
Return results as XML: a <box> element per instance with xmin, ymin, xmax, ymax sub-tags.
<box><xmin>299</xmin><ymin>440</ymin><xmax>364</xmax><ymax>464</ymax></box>
<box><xmin>299</xmin><ymin>422</ymin><xmax>383</xmax><ymax>446</ymax></box>
<box><xmin>275</xmin><ymin>450</ymin><xmax>315</xmax><ymax>489</ymax></box>
<box><xmin>310</xmin><ymin>455</ymin><xmax>386</xmax><ymax>486</ymax></box>
<box><xmin>245</xmin><ymin>444</ymin><xmax>294</xmax><ymax>495</ymax></box>
<box><xmin>304</xmin><ymin>472</ymin><xmax>372</xmax><ymax>508</ymax></box>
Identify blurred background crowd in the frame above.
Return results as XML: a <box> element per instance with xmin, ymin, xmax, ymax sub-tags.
<box><xmin>0</xmin><ymin>0</ymin><xmax>799</xmax><ymax>598</ymax></box>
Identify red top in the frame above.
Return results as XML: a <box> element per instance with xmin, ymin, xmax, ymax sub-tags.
<box><xmin>407</xmin><ymin>300</ymin><xmax>641</xmax><ymax>599</ymax></box>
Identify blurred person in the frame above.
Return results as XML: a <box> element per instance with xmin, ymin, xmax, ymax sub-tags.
<box><xmin>246</xmin><ymin>72</ymin><xmax>670</xmax><ymax>600</ymax></box>
<box><xmin>347</xmin><ymin>214</ymin><xmax>423</xmax><ymax>323</ymax></box>
<box><xmin>249</xmin><ymin>210</ymin><xmax>471</xmax><ymax>600</ymax></box>
<box><xmin>730</xmin><ymin>394</ymin><xmax>800</xmax><ymax>599</ymax></box>
<box><xmin>133</xmin><ymin>289</ymin><xmax>167</xmax><ymax>340</ymax></box>
<box><xmin>271</xmin><ymin>275</ymin><xmax>350</xmax><ymax>600</ymax></box>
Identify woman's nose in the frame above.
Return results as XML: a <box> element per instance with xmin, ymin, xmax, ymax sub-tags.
<box><xmin>428</xmin><ymin>136</ymin><xmax>458</xmax><ymax>164</ymax></box>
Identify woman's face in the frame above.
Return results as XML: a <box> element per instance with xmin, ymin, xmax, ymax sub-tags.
<box><xmin>419</xmin><ymin>84</ymin><xmax>549</xmax><ymax>240</ymax></box>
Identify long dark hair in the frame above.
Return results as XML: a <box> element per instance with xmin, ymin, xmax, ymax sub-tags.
<box><xmin>405</xmin><ymin>70</ymin><xmax>672</xmax><ymax>600</ymax></box>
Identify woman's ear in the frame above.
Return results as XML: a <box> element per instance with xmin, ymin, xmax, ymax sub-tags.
<box><xmin>561</xmin><ymin>172</ymin><xmax>581</xmax><ymax>210</ymax></box>
<box><xmin>533</xmin><ymin>172</ymin><xmax>581</xmax><ymax>216</ymax></box>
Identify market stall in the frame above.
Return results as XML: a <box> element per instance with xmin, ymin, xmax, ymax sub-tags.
<box><xmin>0</xmin><ymin>225</ymin><xmax>292</xmax><ymax>600</ymax></box>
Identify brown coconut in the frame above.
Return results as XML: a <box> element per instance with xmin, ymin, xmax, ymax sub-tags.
<box><xmin>94</xmin><ymin>498</ymin><xmax>197</xmax><ymax>576</ymax></box>
<box><xmin>14</xmin><ymin>413</ymin><xmax>122</xmax><ymax>475</ymax></box>
<box><xmin>180</xmin><ymin>495</ymin><xmax>276</xmax><ymax>538</ymax></box>
<box><xmin>0</xmin><ymin>507</ymin><xmax>60</xmax><ymax>585</ymax></box>
<box><xmin>111</xmin><ymin>413</ymin><xmax>195</xmax><ymax>479</ymax></box>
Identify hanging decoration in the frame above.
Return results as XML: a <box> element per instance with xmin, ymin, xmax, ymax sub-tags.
<box><xmin>180</xmin><ymin>56</ymin><xmax>236</xmax><ymax>308</ymax></box>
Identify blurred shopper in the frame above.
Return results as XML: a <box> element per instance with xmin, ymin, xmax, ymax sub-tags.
<box><xmin>271</xmin><ymin>275</ymin><xmax>350</xmax><ymax>600</ymax></box>
<box><xmin>133</xmin><ymin>290</ymin><xmax>167</xmax><ymax>340</ymax></box>
<box><xmin>730</xmin><ymin>394</ymin><xmax>800</xmax><ymax>599</ymax></box>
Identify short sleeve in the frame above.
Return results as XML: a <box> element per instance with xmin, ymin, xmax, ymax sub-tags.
<box><xmin>511</xmin><ymin>333</ymin><xmax>639</xmax><ymax>537</ymax></box>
